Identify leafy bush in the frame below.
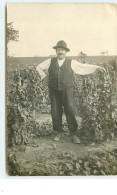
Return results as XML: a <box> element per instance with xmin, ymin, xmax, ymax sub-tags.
<box><xmin>7</xmin><ymin>63</ymin><xmax>116</xmax><ymax>145</ymax></box>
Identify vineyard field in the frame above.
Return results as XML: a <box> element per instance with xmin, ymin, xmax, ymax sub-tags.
<box><xmin>6</xmin><ymin>59</ymin><xmax>117</xmax><ymax>175</ymax></box>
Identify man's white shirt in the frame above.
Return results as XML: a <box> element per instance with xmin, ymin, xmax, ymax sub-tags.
<box><xmin>36</xmin><ymin>57</ymin><xmax>104</xmax><ymax>80</ymax></box>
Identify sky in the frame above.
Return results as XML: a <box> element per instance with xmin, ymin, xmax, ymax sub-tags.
<box><xmin>7</xmin><ymin>3</ymin><xmax>117</xmax><ymax>57</ymax></box>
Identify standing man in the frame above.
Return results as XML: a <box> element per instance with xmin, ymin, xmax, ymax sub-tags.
<box><xmin>36</xmin><ymin>40</ymin><xmax>105</xmax><ymax>144</ymax></box>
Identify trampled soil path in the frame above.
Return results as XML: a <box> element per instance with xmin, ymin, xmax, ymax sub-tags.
<box><xmin>7</xmin><ymin>114</ymin><xmax>117</xmax><ymax>176</ymax></box>
<box><xmin>7</xmin><ymin>135</ymin><xmax>117</xmax><ymax>176</ymax></box>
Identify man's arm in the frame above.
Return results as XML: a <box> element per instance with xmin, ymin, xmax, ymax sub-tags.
<box><xmin>71</xmin><ymin>60</ymin><xmax>106</xmax><ymax>75</ymax></box>
<box><xmin>36</xmin><ymin>58</ymin><xmax>51</xmax><ymax>80</ymax></box>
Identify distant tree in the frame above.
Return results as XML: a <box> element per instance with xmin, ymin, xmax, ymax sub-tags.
<box><xmin>6</xmin><ymin>22</ymin><xmax>19</xmax><ymax>44</ymax></box>
<box><xmin>100</xmin><ymin>51</ymin><xmax>109</xmax><ymax>56</ymax></box>
<box><xmin>6</xmin><ymin>22</ymin><xmax>19</xmax><ymax>57</ymax></box>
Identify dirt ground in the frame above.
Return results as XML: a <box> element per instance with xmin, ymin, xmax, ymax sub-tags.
<box><xmin>35</xmin><ymin>113</ymin><xmax>82</xmax><ymax>124</ymax></box>
<box><xmin>7</xmin><ymin>114</ymin><xmax>117</xmax><ymax>176</ymax></box>
<box><xmin>7</xmin><ymin>137</ymin><xmax>117</xmax><ymax>176</ymax></box>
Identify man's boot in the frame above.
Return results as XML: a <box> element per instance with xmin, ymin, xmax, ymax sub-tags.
<box><xmin>72</xmin><ymin>135</ymin><xmax>81</xmax><ymax>144</ymax></box>
<box><xmin>54</xmin><ymin>132</ymin><xmax>64</xmax><ymax>142</ymax></box>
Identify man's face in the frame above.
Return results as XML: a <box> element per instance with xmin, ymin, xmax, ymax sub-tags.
<box><xmin>56</xmin><ymin>48</ymin><xmax>67</xmax><ymax>60</ymax></box>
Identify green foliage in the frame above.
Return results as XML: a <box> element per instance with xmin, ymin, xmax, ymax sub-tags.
<box><xmin>6</xmin><ymin>22</ymin><xmax>19</xmax><ymax>44</ymax></box>
<box><xmin>78</xmin><ymin>51</ymin><xmax>87</xmax><ymax>63</ymax></box>
<box><xmin>6</xmin><ymin>22</ymin><xmax>19</xmax><ymax>57</ymax></box>
<box><xmin>7</xmin><ymin>64</ymin><xmax>117</xmax><ymax>145</ymax></box>
<box><xmin>74</xmin><ymin>65</ymin><xmax>116</xmax><ymax>142</ymax></box>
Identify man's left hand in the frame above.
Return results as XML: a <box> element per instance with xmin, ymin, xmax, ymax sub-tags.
<box><xmin>98</xmin><ymin>67</ymin><xmax>106</xmax><ymax>73</ymax></box>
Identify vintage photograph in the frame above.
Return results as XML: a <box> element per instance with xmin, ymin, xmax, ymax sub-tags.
<box><xmin>6</xmin><ymin>3</ymin><xmax>117</xmax><ymax>176</ymax></box>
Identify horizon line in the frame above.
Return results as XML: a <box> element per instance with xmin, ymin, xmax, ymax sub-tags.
<box><xmin>9</xmin><ymin>55</ymin><xmax>117</xmax><ymax>58</ymax></box>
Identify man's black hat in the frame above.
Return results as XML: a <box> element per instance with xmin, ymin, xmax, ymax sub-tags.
<box><xmin>53</xmin><ymin>40</ymin><xmax>70</xmax><ymax>52</ymax></box>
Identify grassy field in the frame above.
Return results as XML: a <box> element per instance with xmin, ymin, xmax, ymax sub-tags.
<box><xmin>7</xmin><ymin>55</ymin><xmax>117</xmax><ymax>71</ymax></box>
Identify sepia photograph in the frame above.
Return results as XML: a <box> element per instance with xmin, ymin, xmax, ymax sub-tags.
<box><xmin>6</xmin><ymin>3</ymin><xmax>117</xmax><ymax>176</ymax></box>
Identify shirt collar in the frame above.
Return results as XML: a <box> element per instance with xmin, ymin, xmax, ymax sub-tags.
<box><xmin>57</xmin><ymin>57</ymin><xmax>66</xmax><ymax>63</ymax></box>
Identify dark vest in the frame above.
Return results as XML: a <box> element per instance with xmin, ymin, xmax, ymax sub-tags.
<box><xmin>48</xmin><ymin>57</ymin><xmax>74</xmax><ymax>91</ymax></box>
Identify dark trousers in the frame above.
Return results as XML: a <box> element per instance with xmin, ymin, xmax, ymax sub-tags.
<box><xmin>49</xmin><ymin>87</ymin><xmax>78</xmax><ymax>135</ymax></box>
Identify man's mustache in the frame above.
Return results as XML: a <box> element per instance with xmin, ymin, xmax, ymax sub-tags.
<box><xmin>58</xmin><ymin>53</ymin><xmax>63</xmax><ymax>55</ymax></box>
